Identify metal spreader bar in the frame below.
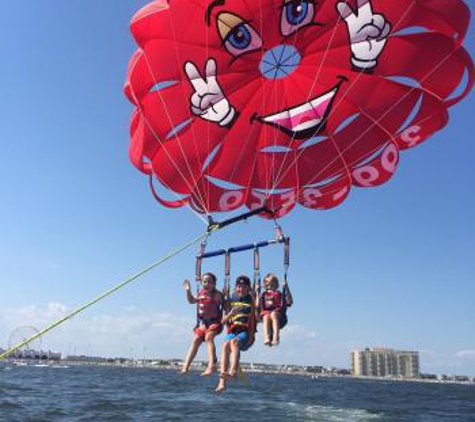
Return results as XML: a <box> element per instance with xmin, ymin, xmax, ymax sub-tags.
<box><xmin>206</xmin><ymin>207</ymin><xmax>271</xmax><ymax>232</ymax></box>
<box><xmin>199</xmin><ymin>237</ymin><xmax>288</xmax><ymax>260</ymax></box>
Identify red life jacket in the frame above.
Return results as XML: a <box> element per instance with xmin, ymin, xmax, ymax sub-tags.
<box><xmin>197</xmin><ymin>288</ymin><xmax>221</xmax><ymax>325</ymax></box>
<box><xmin>261</xmin><ymin>290</ymin><xmax>283</xmax><ymax>312</ymax></box>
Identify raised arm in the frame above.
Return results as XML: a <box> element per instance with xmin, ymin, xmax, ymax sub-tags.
<box><xmin>183</xmin><ymin>279</ymin><xmax>197</xmax><ymax>304</ymax></box>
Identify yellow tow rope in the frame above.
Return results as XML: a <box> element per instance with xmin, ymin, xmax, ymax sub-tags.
<box><xmin>238</xmin><ymin>365</ymin><xmax>249</xmax><ymax>385</ymax></box>
<box><xmin>0</xmin><ymin>231</ymin><xmax>211</xmax><ymax>361</ymax></box>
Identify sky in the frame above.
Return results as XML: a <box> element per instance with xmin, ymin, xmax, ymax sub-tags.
<box><xmin>0</xmin><ymin>1</ymin><xmax>474</xmax><ymax>376</ymax></box>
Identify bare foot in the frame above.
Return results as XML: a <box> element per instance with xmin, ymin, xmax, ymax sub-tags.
<box><xmin>215</xmin><ymin>384</ymin><xmax>227</xmax><ymax>394</ymax></box>
<box><xmin>271</xmin><ymin>340</ymin><xmax>280</xmax><ymax>346</ymax></box>
<box><xmin>215</xmin><ymin>374</ymin><xmax>227</xmax><ymax>394</ymax></box>
<box><xmin>227</xmin><ymin>370</ymin><xmax>237</xmax><ymax>380</ymax></box>
<box><xmin>264</xmin><ymin>338</ymin><xmax>271</xmax><ymax>346</ymax></box>
<box><xmin>200</xmin><ymin>365</ymin><xmax>216</xmax><ymax>377</ymax></box>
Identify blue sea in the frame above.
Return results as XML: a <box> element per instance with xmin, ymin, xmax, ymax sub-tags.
<box><xmin>1</xmin><ymin>365</ymin><xmax>474</xmax><ymax>422</ymax></box>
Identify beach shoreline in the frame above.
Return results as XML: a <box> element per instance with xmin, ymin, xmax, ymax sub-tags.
<box><xmin>4</xmin><ymin>358</ymin><xmax>474</xmax><ymax>386</ymax></box>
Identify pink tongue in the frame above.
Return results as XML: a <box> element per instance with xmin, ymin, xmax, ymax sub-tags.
<box><xmin>273</xmin><ymin>98</ymin><xmax>331</xmax><ymax>132</ymax></box>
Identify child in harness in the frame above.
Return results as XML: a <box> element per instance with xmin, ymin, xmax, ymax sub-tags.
<box><xmin>216</xmin><ymin>275</ymin><xmax>257</xmax><ymax>393</ymax></box>
<box><xmin>182</xmin><ymin>272</ymin><xmax>224</xmax><ymax>376</ymax></box>
<box><xmin>257</xmin><ymin>273</ymin><xmax>293</xmax><ymax>346</ymax></box>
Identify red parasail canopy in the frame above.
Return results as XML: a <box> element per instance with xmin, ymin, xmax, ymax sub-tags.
<box><xmin>125</xmin><ymin>0</ymin><xmax>474</xmax><ymax>219</ymax></box>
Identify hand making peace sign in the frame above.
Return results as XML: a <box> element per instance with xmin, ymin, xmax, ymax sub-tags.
<box><xmin>185</xmin><ymin>58</ymin><xmax>236</xmax><ymax>127</ymax></box>
<box><xmin>337</xmin><ymin>0</ymin><xmax>391</xmax><ymax>70</ymax></box>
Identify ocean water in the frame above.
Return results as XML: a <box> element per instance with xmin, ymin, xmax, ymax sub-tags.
<box><xmin>1</xmin><ymin>365</ymin><xmax>474</xmax><ymax>422</ymax></box>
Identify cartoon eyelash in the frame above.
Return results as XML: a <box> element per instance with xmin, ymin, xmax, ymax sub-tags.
<box><xmin>217</xmin><ymin>12</ymin><xmax>262</xmax><ymax>58</ymax></box>
<box><xmin>281</xmin><ymin>0</ymin><xmax>317</xmax><ymax>36</ymax></box>
<box><xmin>217</xmin><ymin>12</ymin><xmax>245</xmax><ymax>40</ymax></box>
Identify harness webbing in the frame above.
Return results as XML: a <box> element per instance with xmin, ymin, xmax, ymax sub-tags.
<box><xmin>224</xmin><ymin>251</ymin><xmax>231</xmax><ymax>297</ymax></box>
<box><xmin>195</xmin><ymin>257</ymin><xmax>203</xmax><ymax>285</ymax></box>
<box><xmin>0</xmin><ymin>231</ymin><xmax>211</xmax><ymax>362</ymax></box>
<box><xmin>284</xmin><ymin>236</ymin><xmax>290</xmax><ymax>283</ymax></box>
<box><xmin>253</xmin><ymin>247</ymin><xmax>260</xmax><ymax>291</ymax></box>
<box><xmin>195</xmin><ymin>236</ymin><xmax>209</xmax><ymax>297</ymax></box>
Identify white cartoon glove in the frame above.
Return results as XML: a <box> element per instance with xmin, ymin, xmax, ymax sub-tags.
<box><xmin>185</xmin><ymin>58</ymin><xmax>236</xmax><ymax>127</ymax></box>
<box><xmin>337</xmin><ymin>0</ymin><xmax>391</xmax><ymax>70</ymax></box>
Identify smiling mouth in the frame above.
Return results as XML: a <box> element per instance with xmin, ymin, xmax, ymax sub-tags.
<box><xmin>256</xmin><ymin>79</ymin><xmax>345</xmax><ymax>140</ymax></box>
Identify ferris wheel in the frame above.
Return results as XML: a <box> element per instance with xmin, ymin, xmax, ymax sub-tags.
<box><xmin>8</xmin><ymin>325</ymin><xmax>42</xmax><ymax>358</ymax></box>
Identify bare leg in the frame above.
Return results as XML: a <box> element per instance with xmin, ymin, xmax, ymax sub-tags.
<box><xmin>271</xmin><ymin>311</ymin><xmax>281</xmax><ymax>345</ymax></box>
<box><xmin>228</xmin><ymin>339</ymin><xmax>240</xmax><ymax>378</ymax></box>
<box><xmin>216</xmin><ymin>341</ymin><xmax>231</xmax><ymax>393</ymax></box>
<box><xmin>262</xmin><ymin>315</ymin><xmax>271</xmax><ymax>345</ymax></box>
<box><xmin>182</xmin><ymin>335</ymin><xmax>203</xmax><ymax>373</ymax></box>
<box><xmin>201</xmin><ymin>331</ymin><xmax>218</xmax><ymax>376</ymax></box>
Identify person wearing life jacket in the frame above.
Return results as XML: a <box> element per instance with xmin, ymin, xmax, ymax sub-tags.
<box><xmin>216</xmin><ymin>275</ymin><xmax>257</xmax><ymax>394</ymax></box>
<box><xmin>257</xmin><ymin>273</ymin><xmax>293</xmax><ymax>346</ymax></box>
<box><xmin>182</xmin><ymin>272</ymin><xmax>224</xmax><ymax>376</ymax></box>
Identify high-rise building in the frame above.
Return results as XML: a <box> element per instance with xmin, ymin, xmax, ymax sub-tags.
<box><xmin>351</xmin><ymin>348</ymin><xmax>420</xmax><ymax>378</ymax></box>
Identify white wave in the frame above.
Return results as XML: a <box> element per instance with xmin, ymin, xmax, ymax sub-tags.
<box><xmin>288</xmin><ymin>402</ymin><xmax>382</xmax><ymax>422</ymax></box>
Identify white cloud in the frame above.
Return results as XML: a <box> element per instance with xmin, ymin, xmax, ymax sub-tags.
<box><xmin>0</xmin><ymin>303</ymin><xmax>194</xmax><ymax>358</ymax></box>
<box><xmin>283</xmin><ymin>323</ymin><xmax>318</xmax><ymax>340</ymax></box>
<box><xmin>0</xmin><ymin>302</ymin><xmax>67</xmax><ymax>329</ymax></box>
<box><xmin>13</xmin><ymin>305</ymin><xmax>474</xmax><ymax>373</ymax></box>
<box><xmin>0</xmin><ymin>304</ymin><xmax>334</xmax><ymax>365</ymax></box>
<box><xmin>455</xmin><ymin>350</ymin><xmax>475</xmax><ymax>359</ymax></box>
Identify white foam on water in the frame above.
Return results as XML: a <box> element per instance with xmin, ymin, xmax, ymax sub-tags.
<box><xmin>287</xmin><ymin>402</ymin><xmax>382</xmax><ymax>422</ymax></box>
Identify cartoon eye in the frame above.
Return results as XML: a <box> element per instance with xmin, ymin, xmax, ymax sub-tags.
<box><xmin>217</xmin><ymin>12</ymin><xmax>262</xmax><ymax>57</ymax></box>
<box><xmin>227</xmin><ymin>24</ymin><xmax>252</xmax><ymax>49</ymax></box>
<box><xmin>281</xmin><ymin>0</ymin><xmax>315</xmax><ymax>36</ymax></box>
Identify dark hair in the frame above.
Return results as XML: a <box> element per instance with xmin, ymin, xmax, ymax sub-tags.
<box><xmin>202</xmin><ymin>272</ymin><xmax>217</xmax><ymax>284</ymax></box>
<box><xmin>235</xmin><ymin>275</ymin><xmax>251</xmax><ymax>287</ymax></box>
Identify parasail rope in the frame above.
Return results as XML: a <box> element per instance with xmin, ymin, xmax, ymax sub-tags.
<box><xmin>266</xmin><ymin>3</ymin><xmax>346</xmax><ymax>199</ymax></box>
<box><xmin>129</xmin><ymin>3</ymin><xmax>212</xmax><ymax>217</ymax></box>
<box><xmin>128</xmin><ymin>79</ymin><xmax>208</xmax><ymax>225</ymax></box>
<box><xmin>134</xmin><ymin>66</ymin><xmax>210</xmax><ymax>218</ymax></box>
<box><xmin>289</xmin><ymin>44</ymin><xmax>459</xmax><ymax>208</ymax></box>
<box><xmin>154</xmin><ymin>12</ymin><xmax>211</xmax><ymax>215</ymax></box>
<box><xmin>268</xmin><ymin>1</ymin><xmax>417</xmax><ymax>201</ymax></box>
<box><xmin>0</xmin><ymin>230</ymin><xmax>216</xmax><ymax>362</ymax></box>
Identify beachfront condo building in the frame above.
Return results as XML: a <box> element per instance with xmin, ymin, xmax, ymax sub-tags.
<box><xmin>350</xmin><ymin>348</ymin><xmax>420</xmax><ymax>379</ymax></box>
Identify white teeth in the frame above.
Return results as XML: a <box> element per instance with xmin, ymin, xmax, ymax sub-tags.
<box><xmin>262</xmin><ymin>88</ymin><xmax>338</xmax><ymax>125</ymax></box>
<box><xmin>289</xmin><ymin>101</ymin><xmax>312</xmax><ymax>119</ymax></box>
<box><xmin>310</xmin><ymin>89</ymin><xmax>336</xmax><ymax>109</ymax></box>
<box><xmin>293</xmin><ymin>119</ymin><xmax>322</xmax><ymax>132</ymax></box>
<box><xmin>263</xmin><ymin>110</ymin><xmax>290</xmax><ymax>123</ymax></box>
